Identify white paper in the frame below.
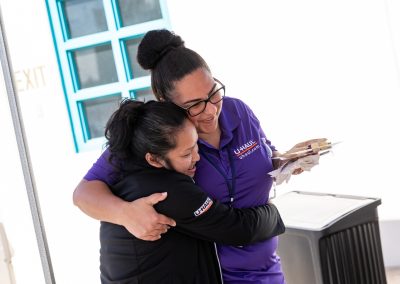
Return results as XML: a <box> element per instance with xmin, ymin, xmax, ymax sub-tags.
<box><xmin>269</xmin><ymin>154</ymin><xmax>320</xmax><ymax>185</ymax></box>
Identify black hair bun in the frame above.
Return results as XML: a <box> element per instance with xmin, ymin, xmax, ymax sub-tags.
<box><xmin>137</xmin><ymin>29</ymin><xmax>184</xmax><ymax>70</ymax></box>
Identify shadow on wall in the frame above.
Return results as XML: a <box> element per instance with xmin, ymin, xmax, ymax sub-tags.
<box><xmin>380</xmin><ymin>220</ymin><xmax>400</xmax><ymax>268</ymax></box>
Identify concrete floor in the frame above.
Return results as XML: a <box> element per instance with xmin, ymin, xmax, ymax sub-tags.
<box><xmin>386</xmin><ymin>267</ymin><xmax>400</xmax><ymax>284</ymax></box>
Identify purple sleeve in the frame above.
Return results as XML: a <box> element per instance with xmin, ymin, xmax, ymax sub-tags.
<box><xmin>83</xmin><ymin>148</ymin><xmax>120</xmax><ymax>186</ymax></box>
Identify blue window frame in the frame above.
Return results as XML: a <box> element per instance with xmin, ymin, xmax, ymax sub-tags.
<box><xmin>46</xmin><ymin>0</ymin><xmax>170</xmax><ymax>152</ymax></box>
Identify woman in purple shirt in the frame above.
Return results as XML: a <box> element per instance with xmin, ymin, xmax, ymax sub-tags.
<box><xmin>75</xmin><ymin>29</ymin><xmax>286</xmax><ymax>283</ymax></box>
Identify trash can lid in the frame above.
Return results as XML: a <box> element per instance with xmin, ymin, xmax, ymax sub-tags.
<box><xmin>273</xmin><ymin>191</ymin><xmax>379</xmax><ymax>230</ymax></box>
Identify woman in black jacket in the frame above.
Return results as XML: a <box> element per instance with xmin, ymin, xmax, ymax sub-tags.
<box><xmin>100</xmin><ymin>99</ymin><xmax>285</xmax><ymax>284</ymax></box>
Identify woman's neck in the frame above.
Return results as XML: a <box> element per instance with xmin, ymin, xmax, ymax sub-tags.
<box><xmin>199</xmin><ymin>127</ymin><xmax>221</xmax><ymax>149</ymax></box>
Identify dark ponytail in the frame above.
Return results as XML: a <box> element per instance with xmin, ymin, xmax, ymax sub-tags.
<box><xmin>137</xmin><ymin>29</ymin><xmax>211</xmax><ymax>101</ymax></box>
<box><xmin>105</xmin><ymin>98</ymin><xmax>188</xmax><ymax>167</ymax></box>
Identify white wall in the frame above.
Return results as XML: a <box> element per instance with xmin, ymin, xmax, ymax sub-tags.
<box><xmin>0</xmin><ymin>1</ymin><xmax>104</xmax><ymax>282</ymax></box>
<box><xmin>168</xmin><ymin>0</ymin><xmax>400</xmax><ymax>220</ymax></box>
<box><xmin>0</xmin><ymin>62</ymin><xmax>45</xmax><ymax>284</ymax></box>
<box><xmin>0</xmin><ymin>0</ymin><xmax>399</xmax><ymax>283</ymax></box>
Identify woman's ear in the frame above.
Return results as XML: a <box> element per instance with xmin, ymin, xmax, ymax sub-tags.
<box><xmin>145</xmin><ymin>153</ymin><xmax>164</xmax><ymax>168</ymax></box>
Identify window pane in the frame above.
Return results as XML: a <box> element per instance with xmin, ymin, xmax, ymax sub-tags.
<box><xmin>132</xmin><ymin>88</ymin><xmax>156</xmax><ymax>102</ymax></box>
<box><xmin>81</xmin><ymin>95</ymin><xmax>121</xmax><ymax>139</ymax></box>
<box><xmin>118</xmin><ymin>0</ymin><xmax>162</xmax><ymax>26</ymax></box>
<box><xmin>63</xmin><ymin>0</ymin><xmax>108</xmax><ymax>38</ymax></box>
<box><xmin>125</xmin><ymin>37</ymin><xmax>149</xmax><ymax>78</ymax></box>
<box><xmin>72</xmin><ymin>44</ymin><xmax>118</xmax><ymax>89</ymax></box>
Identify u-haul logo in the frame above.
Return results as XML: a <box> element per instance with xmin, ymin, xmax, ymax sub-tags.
<box><xmin>233</xmin><ymin>140</ymin><xmax>260</xmax><ymax>160</ymax></box>
<box><xmin>194</xmin><ymin>197</ymin><xmax>213</xmax><ymax>217</ymax></box>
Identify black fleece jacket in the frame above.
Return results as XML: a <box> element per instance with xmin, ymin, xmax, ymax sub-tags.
<box><xmin>100</xmin><ymin>166</ymin><xmax>285</xmax><ymax>284</ymax></box>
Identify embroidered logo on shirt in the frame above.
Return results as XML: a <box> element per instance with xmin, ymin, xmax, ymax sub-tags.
<box><xmin>233</xmin><ymin>139</ymin><xmax>261</xmax><ymax>160</ymax></box>
<box><xmin>194</xmin><ymin>197</ymin><xmax>213</xmax><ymax>217</ymax></box>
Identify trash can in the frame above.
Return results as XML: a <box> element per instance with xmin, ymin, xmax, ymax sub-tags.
<box><xmin>273</xmin><ymin>191</ymin><xmax>387</xmax><ymax>284</ymax></box>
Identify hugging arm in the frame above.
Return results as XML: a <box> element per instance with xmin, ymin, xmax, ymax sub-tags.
<box><xmin>73</xmin><ymin>179</ymin><xmax>176</xmax><ymax>241</ymax></box>
<box><xmin>154</xmin><ymin>175</ymin><xmax>285</xmax><ymax>246</ymax></box>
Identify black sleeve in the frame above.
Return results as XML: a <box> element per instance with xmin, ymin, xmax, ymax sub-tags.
<box><xmin>154</xmin><ymin>174</ymin><xmax>285</xmax><ymax>246</ymax></box>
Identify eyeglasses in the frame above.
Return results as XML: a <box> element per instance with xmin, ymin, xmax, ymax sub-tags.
<box><xmin>179</xmin><ymin>78</ymin><xmax>225</xmax><ymax>117</ymax></box>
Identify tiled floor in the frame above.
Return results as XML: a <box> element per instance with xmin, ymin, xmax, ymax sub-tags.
<box><xmin>386</xmin><ymin>267</ymin><xmax>400</xmax><ymax>284</ymax></box>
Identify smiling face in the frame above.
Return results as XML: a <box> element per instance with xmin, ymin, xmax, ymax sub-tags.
<box><xmin>171</xmin><ymin>68</ymin><xmax>223</xmax><ymax>140</ymax></box>
<box><xmin>161</xmin><ymin>119</ymin><xmax>200</xmax><ymax>177</ymax></box>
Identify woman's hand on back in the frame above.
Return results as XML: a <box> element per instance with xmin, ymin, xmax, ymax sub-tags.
<box><xmin>119</xmin><ymin>193</ymin><xmax>176</xmax><ymax>241</ymax></box>
<box><xmin>73</xmin><ymin>179</ymin><xmax>175</xmax><ymax>241</ymax></box>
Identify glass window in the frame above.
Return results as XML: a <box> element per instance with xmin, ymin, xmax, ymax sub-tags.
<box><xmin>72</xmin><ymin>44</ymin><xmax>118</xmax><ymax>89</ymax></box>
<box><xmin>125</xmin><ymin>37</ymin><xmax>149</xmax><ymax>79</ymax></box>
<box><xmin>81</xmin><ymin>95</ymin><xmax>121</xmax><ymax>139</ymax></box>
<box><xmin>118</xmin><ymin>0</ymin><xmax>162</xmax><ymax>26</ymax></box>
<box><xmin>63</xmin><ymin>0</ymin><xmax>108</xmax><ymax>38</ymax></box>
<box><xmin>131</xmin><ymin>88</ymin><xmax>155</xmax><ymax>102</ymax></box>
<box><xmin>47</xmin><ymin>0</ymin><xmax>170</xmax><ymax>151</ymax></box>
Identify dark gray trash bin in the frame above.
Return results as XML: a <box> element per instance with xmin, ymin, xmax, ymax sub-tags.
<box><xmin>274</xmin><ymin>191</ymin><xmax>386</xmax><ymax>284</ymax></box>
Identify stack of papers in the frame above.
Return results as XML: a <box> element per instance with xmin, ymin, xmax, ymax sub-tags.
<box><xmin>268</xmin><ymin>140</ymin><xmax>340</xmax><ymax>185</ymax></box>
<box><xmin>269</xmin><ymin>154</ymin><xmax>320</xmax><ymax>185</ymax></box>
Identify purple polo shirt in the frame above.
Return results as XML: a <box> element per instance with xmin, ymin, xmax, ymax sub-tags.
<box><xmin>194</xmin><ymin>97</ymin><xmax>284</xmax><ymax>284</ymax></box>
<box><xmin>84</xmin><ymin>97</ymin><xmax>285</xmax><ymax>284</ymax></box>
